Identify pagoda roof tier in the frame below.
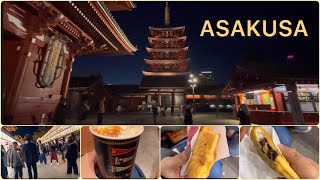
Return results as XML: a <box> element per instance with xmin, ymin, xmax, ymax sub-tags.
<box><xmin>142</xmin><ymin>71</ymin><xmax>189</xmax><ymax>76</ymax></box>
<box><xmin>140</xmin><ymin>73</ymin><xmax>190</xmax><ymax>89</ymax></box>
<box><xmin>149</xmin><ymin>26</ymin><xmax>185</xmax><ymax>32</ymax></box>
<box><xmin>149</xmin><ymin>26</ymin><xmax>185</xmax><ymax>38</ymax></box>
<box><xmin>146</xmin><ymin>47</ymin><xmax>188</xmax><ymax>53</ymax></box>
<box><xmin>47</xmin><ymin>1</ymin><xmax>137</xmax><ymax>56</ymax></box>
<box><xmin>145</xmin><ymin>59</ymin><xmax>190</xmax><ymax>64</ymax></box>
<box><xmin>148</xmin><ymin>36</ymin><xmax>186</xmax><ymax>42</ymax></box>
<box><xmin>145</xmin><ymin>59</ymin><xmax>190</xmax><ymax>72</ymax></box>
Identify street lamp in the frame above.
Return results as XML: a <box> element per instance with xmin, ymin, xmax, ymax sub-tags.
<box><xmin>188</xmin><ymin>74</ymin><xmax>198</xmax><ymax>105</ymax></box>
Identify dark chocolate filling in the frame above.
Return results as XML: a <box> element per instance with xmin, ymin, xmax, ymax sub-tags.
<box><xmin>259</xmin><ymin>138</ymin><xmax>278</xmax><ymax>161</ymax></box>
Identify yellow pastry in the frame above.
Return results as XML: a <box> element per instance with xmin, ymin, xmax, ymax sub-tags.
<box><xmin>186</xmin><ymin>126</ymin><xmax>220</xmax><ymax>178</ymax></box>
<box><xmin>250</xmin><ymin>126</ymin><xmax>300</xmax><ymax>179</ymax></box>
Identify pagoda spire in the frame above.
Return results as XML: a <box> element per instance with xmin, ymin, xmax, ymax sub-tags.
<box><xmin>164</xmin><ymin>2</ymin><xmax>170</xmax><ymax>26</ymax></box>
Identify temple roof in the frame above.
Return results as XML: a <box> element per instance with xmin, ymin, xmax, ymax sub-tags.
<box><xmin>48</xmin><ymin>1</ymin><xmax>137</xmax><ymax>56</ymax></box>
<box><xmin>223</xmin><ymin>61</ymin><xmax>319</xmax><ymax>94</ymax></box>
<box><xmin>146</xmin><ymin>47</ymin><xmax>188</xmax><ymax>53</ymax></box>
<box><xmin>104</xmin><ymin>2</ymin><xmax>136</xmax><ymax>11</ymax></box>
<box><xmin>148</xmin><ymin>36</ymin><xmax>186</xmax><ymax>42</ymax></box>
<box><xmin>105</xmin><ymin>85</ymin><xmax>148</xmax><ymax>94</ymax></box>
<box><xmin>140</xmin><ymin>74</ymin><xmax>190</xmax><ymax>89</ymax></box>
<box><xmin>69</xmin><ymin>75</ymin><xmax>102</xmax><ymax>89</ymax></box>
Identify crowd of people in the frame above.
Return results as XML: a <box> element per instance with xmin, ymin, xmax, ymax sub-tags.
<box><xmin>151</xmin><ymin>100</ymin><xmax>195</xmax><ymax>125</ymax></box>
<box><xmin>1</xmin><ymin>134</ymin><xmax>79</xmax><ymax>179</ymax></box>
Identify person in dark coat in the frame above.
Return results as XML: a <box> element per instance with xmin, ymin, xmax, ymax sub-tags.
<box><xmin>65</xmin><ymin>136</ymin><xmax>79</xmax><ymax>175</ymax></box>
<box><xmin>1</xmin><ymin>145</ymin><xmax>8</xmax><ymax>179</ymax></box>
<box><xmin>237</xmin><ymin>104</ymin><xmax>251</xmax><ymax>125</ymax></box>
<box><xmin>23</xmin><ymin>134</ymin><xmax>38</xmax><ymax>179</ymax></box>
<box><xmin>183</xmin><ymin>104</ymin><xmax>194</xmax><ymax>125</ymax></box>
<box><xmin>53</xmin><ymin>98</ymin><xmax>68</xmax><ymax>124</ymax></box>
<box><xmin>152</xmin><ymin>103</ymin><xmax>159</xmax><ymax>125</ymax></box>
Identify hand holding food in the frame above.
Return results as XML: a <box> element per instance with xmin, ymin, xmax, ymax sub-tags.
<box><xmin>250</xmin><ymin>126</ymin><xmax>300</xmax><ymax>179</ymax></box>
<box><xmin>186</xmin><ymin>126</ymin><xmax>220</xmax><ymax>178</ymax></box>
<box><xmin>278</xmin><ymin>144</ymin><xmax>319</xmax><ymax>179</ymax></box>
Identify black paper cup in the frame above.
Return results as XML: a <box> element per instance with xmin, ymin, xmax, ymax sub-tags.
<box><xmin>89</xmin><ymin>126</ymin><xmax>144</xmax><ymax>179</ymax></box>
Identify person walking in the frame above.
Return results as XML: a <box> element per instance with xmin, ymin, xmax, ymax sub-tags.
<box><xmin>23</xmin><ymin>134</ymin><xmax>38</xmax><ymax>179</ymax></box>
<box><xmin>38</xmin><ymin>140</ymin><xmax>47</xmax><ymax>165</ymax></box>
<box><xmin>1</xmin><ymin>145</ymin><xmax>8</xmax><ymax>179</ymax></box>
<box><xmin>8</xmin><ymin>142</ymin><xmax>24</xmax><ymax>179</ymax></box>
<box><xmin>96</xmin><ymin>97</ymin><xmax>106</xmax><ymax>125</ymax></box>
<box><xmin>116</xmin><ymin>104</ymin><xmax>122</xmax><ymax>116</ymax></box>
<box><xmin>183</xmin><ymin>103</ymin><xmax>194</xmax><ymax>125</ymax></box>
<box><xmin>160</xmin><ymin>106</ymin><xmax>165</xmax><ymax>117</ymax></box>
<box><xmin>53</xmin><ymin>98</ymin><xmax>68</xmax><ymax>124</ymax></box>
<box><xmin>237</xmin><ymin>104</ymin><xmax>251</xmax><ymax>125</ymax></box>
<box><xmin>81</xmin><ymin>100</ymin><xmax>91</xmax><ymax>120</ymax></box>
<box><xmin>49</xmin><ymin>143</ymin><xmax>59</xmax><ymax>166</ymax></box>
<box><xmin>65</xmin><ymin>136</ymin><xmax>79</xmax><ymax>175</ymax></box>
<box><xmin>152</xmin><ymin>103</ymin><xmax>159</xmax><ymax>125</ymax></box>
<box><xmin>170</xmin><ymin>106</ymin><xmax>174</xmax><ymax>116</ymax></box>
<box><xmin>58</xmin><ymin>139</ymin><xmax>66</xmax><ymax>163</ymax></box>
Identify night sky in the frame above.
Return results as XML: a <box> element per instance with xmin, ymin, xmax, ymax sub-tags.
<box><xmin>72</xmin><ymin>1</ymin><xmax>319</xmax><ymax>84</ymax></box>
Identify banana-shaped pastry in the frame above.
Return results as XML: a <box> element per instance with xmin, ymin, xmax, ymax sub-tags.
<box><xmin>186</xmin><ymin>126</ymin><xmax>220</xmax><ymax>178</ymax></box>
<box><xmin>250</xmin><ymin>126</ymin><xmax>300</xmax><ymax>179</ymax></box>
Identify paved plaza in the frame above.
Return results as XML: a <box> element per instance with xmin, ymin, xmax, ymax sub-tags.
<box><xmin>66</xmin><ymin>111</ymin><xmax>239</xmax><ymax>125</ymax></box>
<box><xmin>6</xmin><ymin>154</ymin><xmax>79</xmax><ymax>179</ymax></box>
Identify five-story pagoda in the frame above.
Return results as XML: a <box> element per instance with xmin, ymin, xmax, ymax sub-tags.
<box><xmin>140</xmin><ymin>3</ymin><xmax>190</xmax><ymax>107</ymax></box>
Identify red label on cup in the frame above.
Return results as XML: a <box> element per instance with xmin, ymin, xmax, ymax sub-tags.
<box><xmin>112</xmin><ymin>147</ymin><xmax>135</xmax><ymax>156</ymax></box>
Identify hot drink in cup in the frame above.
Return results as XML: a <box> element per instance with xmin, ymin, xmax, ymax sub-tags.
<box><xmin>89</xmin><ymin>126</ymin><xmax>144</xmax><ymax>178</ymax></box>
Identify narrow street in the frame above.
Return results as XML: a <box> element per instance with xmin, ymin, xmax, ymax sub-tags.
<box><xmin>6</xmin><ymin>154</ymin><xmax>79</xmax><ymax>179</ymax></box>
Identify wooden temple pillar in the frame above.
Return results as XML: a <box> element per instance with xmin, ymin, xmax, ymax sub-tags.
<box><xmin>172</xmin><ymin>89</ymin><xmax>176</xmax><ymax>107</ymax></box>
<box><xmin>285</xmin><ymin>83</ymin><xmax>305</xmax><ymax>125</ymax></box>
<box><xmin>4</xmin><ymin>32</ymin><xmax>38</xmax><ymax>119</ymax></box>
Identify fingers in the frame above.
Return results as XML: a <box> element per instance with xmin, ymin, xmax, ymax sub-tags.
<box><xmin>278</xmin><ymin>144</ymin><xmax>319</xmax><ymax>179</ymax></box>
<box><xmin>81</xmin><ymin>150</ymin><xmax>97</xmax><ymax>179</ymax></box>
<box><xmin>278</xmin><ymin>144</ymin><xmax>304</xmax><ymax>164</ymax></box>
<box><xmin>240</xmin><ymin>126</ymin><xmax>250</xmax><ymax>141</ymax></box>
<box><xmin>172</xmin><ymin>149</ymin><xmax>191</xmax><ymax>167</ymax></box>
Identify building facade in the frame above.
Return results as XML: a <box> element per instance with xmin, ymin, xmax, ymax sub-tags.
<box><xmin>2</xmin><ymin>1</ymin><xmax>137</xmax><ymax>124</ymax></box>
<box><xmin>223</xmin><ymin>62</ymin><xmax>319</xmax><ymax>125</ymax></box>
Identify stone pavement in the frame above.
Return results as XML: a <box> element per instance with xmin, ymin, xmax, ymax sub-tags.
<box><xmin>135</xmin><ymin>126</ymin><xmax>159</xmax><ymax>178</ymax></box>
<box><xmin>66</xmin><ymin>111</ymin><xmax>239</xmax><ymax>125</ymax></box>
<box><xmin>221</xmin><ymin>156</ymin><xmax>239</xmax><ymax>178</ymax></box>
<box><xmin>291</xmin><ymin>126</ymin><xmax>319</xmax><ymax>163</ymax></box>
<box><xmin>6</xmin><ymin>154</ymin><xmax>79</xmax><ymax>179</ymax></box>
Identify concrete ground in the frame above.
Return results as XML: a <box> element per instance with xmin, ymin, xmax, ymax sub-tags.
<box><xmin>135</xmin><ymin>126</ymin><xmax>160</xmax><ymax>178</ymax></box>
<box><xmin>66</xmin><ymin>111</ymin><xmax>238</xmax><ymax>125</ymax></box>
<box><xmin>221</xmin><ymin>157</ymin><xmax>239</xmax><ymax>178</ymax></box>
<box><xmin>6</xmin><ymin>154</ymin><xmax>79</xmax><ymax>179</ymax></box>
<box><xmin>291</xmin><ymin>126</ymin><xmax>319</xmax><ymax>163</ymax></box>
